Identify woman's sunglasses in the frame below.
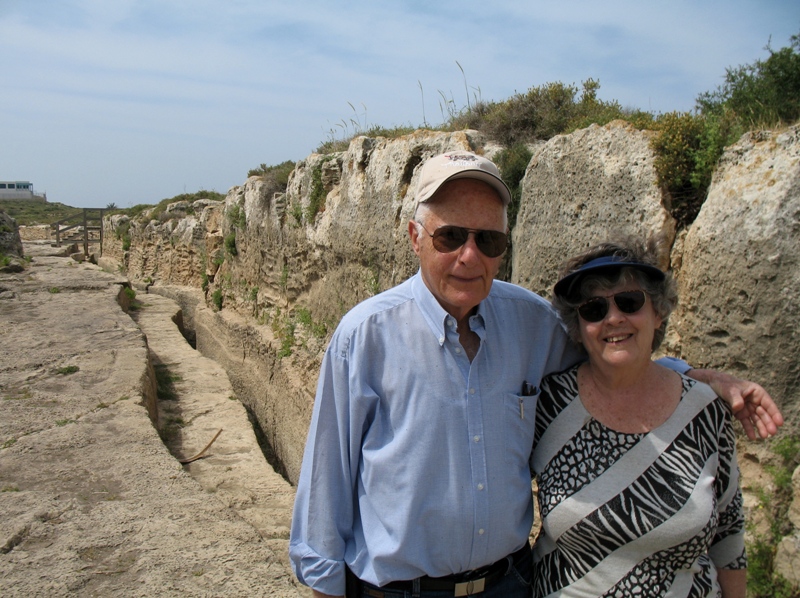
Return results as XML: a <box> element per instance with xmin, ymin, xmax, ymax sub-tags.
<box><xmin>417</xmin><ymin>223</ymin><xmax>508</xmax><ymax>258</ymax></box>
<box><xmin>577</xmin><ymin>290</ymin><xmax>647</xmax><ymax>322</ymax></box>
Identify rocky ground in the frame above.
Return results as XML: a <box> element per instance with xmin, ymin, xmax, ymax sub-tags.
<box><xmin>0</xmin><ymin>242</ymin><xmax>309</xmax><ymax>597</ymax></box>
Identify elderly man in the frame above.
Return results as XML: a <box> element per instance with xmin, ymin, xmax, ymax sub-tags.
<box><xmin>289</xmin><ymin>151</ymin><xmax>781</xmax><ymax>598</ymax></box>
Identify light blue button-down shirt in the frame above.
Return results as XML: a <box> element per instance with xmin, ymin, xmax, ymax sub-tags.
<box><xmin>289</xmin><ymin>272</ymin><xmax>587</xmax><ymax>595</ymax></box>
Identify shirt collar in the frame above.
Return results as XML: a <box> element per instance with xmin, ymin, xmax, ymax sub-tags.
<box><xmin>411</xmin><ymin>271</ymin><xmax>487</xmax><ymax>346</ymax></box>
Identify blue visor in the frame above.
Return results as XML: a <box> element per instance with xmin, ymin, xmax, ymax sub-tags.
<box><xmin>554</xmin><ymin>255</ymin><xmax>665</xmax><ymax>301</ymax></box>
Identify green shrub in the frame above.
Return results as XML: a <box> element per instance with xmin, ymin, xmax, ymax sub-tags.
<box><xmin>315</xmin><ymin>138</ymin><xmax>350</xmax><ymax>155</ymax></box>
<box><xmin>115</xmin><ymin>220</ymin><xmax>132</xmax><ymax>243</ymax></box>
<box><xmin>494</xmin><ymin>143</ymin><xmax>533</xmax><ymax>229</ymax></box>
<box><xmin>125</xmin><ymin>204</ymin><xmax>154</xmax><ymax>219</ymax></box>
<box><xmin>279</xmin><ymin>264</ymin><xmax>289</xmax><ymax>293</ymax></box>
<box><xmin>650</xmin><ymin>112</ymin><xmax>704</xmax><ymax>189</ymax></box>
<box><xmin>224</xmin><ymin>232</ymin><xmax>238</xmax><ymax>257</ymax></box>
<box><xmin>306</xmin><ymin>158</ymin><xmax>334</xmax><ymax>221</ymax></box>
<box><xmin>746</xmin><ymin>434</ymin><xmax>800</xmax><ymax>597</ymax></box>
<box><xmin>295</xmin><ymin>306</ymin><xmax>328</xmax><ymax>338</ymax></box>
<box><xmin>447</xmin><ymin>79</ymin><xmax>623</xmax><ymax>147</ymax></box>
<box><xmin>153</xmin><ymin>364</ymin><xmax>181</xmax><ymax>403</ymax></box>
<box><xmin>247</xmin><ymin>160</ymin><xmax>296</xmax><ymax>187</ymax></box>
<box><xmin>698</xmin><ymin>32</ymin><xmax>800</xmax><ymax>128</ymax></box>
<box><xmin>271</xmin><ymin>310</ymin><xmax>296</xmax><ymax>357</ymax></box>
<box><xmin>648</xmin><ymin>112</ymin><xmax>707</xmax><ymax>226</ymax></box>
<box><xmin>228</xmin><ymin>203</ymin><xmax>246</xmax><ymax>230</ymax></box>
<box><xmin>747</xmin><ymin>535</ymin><xmax>797</xmax><ymax>598</ymax></box>
<box><xmin>161</xmin><ymin>190</ymin><xmax>225</xmax><ymax>204</ymax></box>
<box><xmin>211</xmin><ymin>289</ymin><xmax>223</xmax><ymax>311</ymax></box>
<box><xmin>121</xmin><ymin>190</ymin><xmax>223</xmax><ymax>222</ymax></box>
<box><xmin>690</xmin><ymin>109</ymin><xmax>744</xmax><ymax>192</ymax></box>
<box><xmin>0</xmin><ymin>199</ymin><xmax>77</xmax><ymax>226</ymax></box>
<box><xmin>299</xmin><ymin>36</ymin><xmax>799</xmax><ymax>227</ymax></box>
<box><xmin>290</xmin><ymin>203</ymin><xmax>303</xmax><ymax>226</ymax></box>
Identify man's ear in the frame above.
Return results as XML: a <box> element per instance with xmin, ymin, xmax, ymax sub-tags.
<box><xmin>408</xmin><ymin>220</ymin><xmax>421</xmax><ymax>256</ymax></box>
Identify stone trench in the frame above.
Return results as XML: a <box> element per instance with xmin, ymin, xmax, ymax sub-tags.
<box><xmin>0</xmin><ymin>241</ymin><xmax>311</xmax><ymax>597</ymax></box>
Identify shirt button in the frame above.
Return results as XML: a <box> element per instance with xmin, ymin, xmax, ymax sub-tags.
<box><xmin>473</xmin><ymin>436</ymin><xmax>480</xmax><ymax>443</ymax></box>
<box><xmin>455</xmin><ymin>347</ymin><xmax>462</xmax><ymax>354</ymax></box>
<box><xmin>478</xmin><ymin>529</ymin><xmax>485</xmax><ymax>535</ymax></box>
<box><xmin>469</xmin><ymin>388</ymin><xmax>476</xmax><ymax>395</ymax></box>
<box><xmin>477</xmin><ymin>483</ymin><xmax>484</xmax><ymax>491</ymax></box>
<box><xmin>439</xmin><ymin>336</ymin><xmax>445</xmax><ymax>343</ymax></box>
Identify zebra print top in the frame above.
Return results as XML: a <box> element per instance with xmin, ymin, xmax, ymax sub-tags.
<box><xmin>531</xmin><ymin>366</ymin><xmax>746</xmax><ymax>597</ymax></box>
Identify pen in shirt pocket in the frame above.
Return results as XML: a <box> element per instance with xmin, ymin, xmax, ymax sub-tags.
<box><xmin>519</xmin><ymin>381</ymin><xmax>538</xmax><ymax>419</ymax></box>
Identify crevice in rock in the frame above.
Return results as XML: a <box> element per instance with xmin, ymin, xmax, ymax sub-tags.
<box><xmin>245</xmin><ymin>406</ymin><xmax>291</xmax><ymax>485</ymax></box>
<box><xmin>138</xmin><ymin>288</ymin><xmax>294</xmax><ymax>485</ymax></box>
<box><xmin>170</xmin><ymin>310</ymin><xmax>196</xmax><ymax>349</ymax></box>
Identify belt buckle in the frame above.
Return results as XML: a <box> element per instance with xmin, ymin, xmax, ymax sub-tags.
<box><xmin>454</xmin><ymin>577</ymin><xmax>485</xmax><ymax>596</ymax></box>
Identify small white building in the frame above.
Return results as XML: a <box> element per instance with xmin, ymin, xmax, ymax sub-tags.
<box><xmin>0</xmin><ymin>181</ymin><xmax>47</xmax><ymax>202</ymax></box>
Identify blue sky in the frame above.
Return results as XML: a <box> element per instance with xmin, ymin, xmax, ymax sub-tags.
<box><xmin>1</xmin><ymin>1</ymin><xmax>798</xmax><ymax>209</ymax></box>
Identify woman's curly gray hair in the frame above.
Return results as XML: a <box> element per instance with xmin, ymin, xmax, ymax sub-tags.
<box><xmin>552</xmin><ymin>236</ymin><xmax>678</xmax><ymax>352</ymax></box>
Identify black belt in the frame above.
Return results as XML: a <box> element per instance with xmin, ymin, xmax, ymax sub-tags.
<box><xmin>372</xmin><ymin>542</ymin><xmax>529</xmax><ymax>596</ymax></box>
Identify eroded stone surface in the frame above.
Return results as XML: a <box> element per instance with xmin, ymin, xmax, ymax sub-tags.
<box><xmin>0</xmin><ymin>242</ymin><xmax>306</xmax><ymax>597</ymax></box>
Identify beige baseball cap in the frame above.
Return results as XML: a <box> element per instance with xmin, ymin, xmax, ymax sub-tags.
<box><xmin>415</xmin><ymin>151</ymin><xmax>512</xmax><ymax>206</ymax></box>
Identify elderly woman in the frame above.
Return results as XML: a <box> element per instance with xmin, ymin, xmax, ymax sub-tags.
<box><xmin>531</xmin><ymin>238</ymin><xmax>746</xmax><ymax>597</ymax></box>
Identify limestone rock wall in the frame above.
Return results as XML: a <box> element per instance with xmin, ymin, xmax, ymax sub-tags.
<box><xmin>102</xmin><ymin>200</ymin><xmax>225</xmax><ymax>288</ymax></box>
<box><xmin>102</xmin><ymin>123</ymin><xmax>800</xmax><ymax>456</ymax></box>
<box><xmin>104</xmin><ymin>130</ymin><xmax>510</xmax><ymax>483</ymax></box>
<box><xmin>102</xmin><ymin>125</ymin><xmax>800</xmax><ymax>577</ymax></box>
<box><xmin>511</xmin><ymin>121</ymin><xmax>675</xmax><ymax>296</ymax></box>
<box><xmin>214</xmin><ymin>130</ymin><xmax>503</xmax><ymax>326</ymax></box>
<box><xmin>17</xmin><ymin>224</ymin><xmax>51</xmax><ymax>241</ymax></box>
<box><xmin>672</xmin><ymin>127</ymin><xmax>800</xmax><ymax>422</ymax></box>
<box><xmin>1</xmin><ymin>211</ymin><xmax>24</xmax><ymax>257</ymax></box>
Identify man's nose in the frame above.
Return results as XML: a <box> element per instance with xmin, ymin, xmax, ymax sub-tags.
<box><xmin>457</xmin><ymin>232</ymin><xmax>483</xmax><ymax>262</ymax></box>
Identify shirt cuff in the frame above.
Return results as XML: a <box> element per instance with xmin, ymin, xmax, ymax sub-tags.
<box><xmin>709</xmin><ymin>533</ymin><xmax>747</xmax><ymax>569</ymax></box>
<box><xmin>655</xmin><ymin>356</ymin><xmax>692</xmax><ymax>375</ymax></box>
<box><xmin>289</xmin><ymin>540</ymin><xmax>347</xmax><ymax>595</ymax></box>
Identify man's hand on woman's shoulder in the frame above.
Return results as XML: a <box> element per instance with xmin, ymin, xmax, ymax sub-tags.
<box><xmin>687</xmin><ymin>368</ymin><xmax>784</xmax><ymax>439</ymax></box>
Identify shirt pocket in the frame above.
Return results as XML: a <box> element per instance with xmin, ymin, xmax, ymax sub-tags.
<box><xmin>504</xmin><ymin>390</ymin><xmax>539</xmax><ymax>467</ymax></box>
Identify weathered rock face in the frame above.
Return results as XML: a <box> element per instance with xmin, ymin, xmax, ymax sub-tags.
<box><xmin>17</xmin><ymin>224</ymin><xmax>51</xmax><ymax>241</ymax></box>
<box><xmin>229</xmin><ymin>130</ymin><xmax>501</xmax><ymax>324</ymax></box>
<box><xmin>667</xmin><ymin>126</ymin><xmax>800</xmax><ymax>584</ymax></box>
<box><xmin>103</xmin><ymin>125</ymin><xmax>800</xmax><ymax>556</ymax></box>
<box><xmin>672</xmin><ymin>127</ymin><xmax>800</xmax><ymax>425</ymax></box>
<box><xmin>106</xmin><ymin>130</ymin><xmax>509</xmax><ymax>482</ymax></box>
<box><xmin>0</xmin><ymin>211</ymin><xmax>24</xmax><ymax>257</ymax></box>
<box><xmin>512</xmin><ymin>121</ymin><xmax>675</xmax><ymax>296</ymax></box>
<box><xmin>102</xmin><ymin>201</ymin><xmax>225</xmax><ymax>289</ymax></box>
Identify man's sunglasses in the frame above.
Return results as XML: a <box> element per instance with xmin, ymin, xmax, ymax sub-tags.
<box><xmin>577</xmin><ymin>290</ymin><xmax>647</xmax><ymax>322</ymax></box>
<box><xmin>417</xmin><ymin>223</ymin><xmax>508</xmax><ymax>258</ymax></box>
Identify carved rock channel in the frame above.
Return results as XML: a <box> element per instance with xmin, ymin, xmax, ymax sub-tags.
<box><xmin>0</xmin><ymin>241</ymin><xmax>308</xmax><ymax>597</ymax></box>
